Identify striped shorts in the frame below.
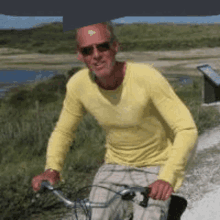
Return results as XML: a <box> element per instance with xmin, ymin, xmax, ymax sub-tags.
<box><xmin>89</xmin><ymin>163</ymin><xmax>171</xmax><ymax>220</ymax></box>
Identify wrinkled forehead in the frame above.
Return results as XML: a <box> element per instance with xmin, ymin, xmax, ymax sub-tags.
<box><xmin>77</xmin><ymin>24</ymin><xmax>111</xmax><ymax>48</ymax></box>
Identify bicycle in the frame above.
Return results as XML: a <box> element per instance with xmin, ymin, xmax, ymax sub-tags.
<box><xmin>40</xmin><ymin>181</ymin><xmax>187</xmax><ymax>220</ymax></box>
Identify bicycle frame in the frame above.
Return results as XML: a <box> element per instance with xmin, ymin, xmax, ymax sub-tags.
<box><xmin>41</xmin><ymin>181</ymin><xmax>150</xmax><ymax>209</ymax></box>
<box><xmin>40</xmin><ymin>181</ymin><xmax>187</xmax><ymax>220</ymax></box>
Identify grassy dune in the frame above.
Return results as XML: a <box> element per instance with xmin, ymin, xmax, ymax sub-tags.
<box><xmin>1</xmin><ymin>22</ymin><xmax>220</xmax><ymax>53</ymax></box>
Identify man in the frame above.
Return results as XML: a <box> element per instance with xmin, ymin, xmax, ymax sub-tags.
<box><xmin>32</xmin><ymin>22</ymin><xmax>198</xmax><ymax>220</ymax></box>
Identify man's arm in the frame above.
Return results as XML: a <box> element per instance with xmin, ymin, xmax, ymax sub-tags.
<box><xmin>45</xmin><ymin>78</ymin><xmax>86</xmax><ymax>173</ymax></box>
<box><xmin>149</xmin><ymin>68</ymin><xmax>198</xmax><ymax>192</ymax></box>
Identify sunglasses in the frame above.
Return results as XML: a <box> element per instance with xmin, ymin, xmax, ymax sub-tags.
<box><xmin>80</xmin><ymin>42</ymin><xmax>111</xmax><ymax>56</ymax></box>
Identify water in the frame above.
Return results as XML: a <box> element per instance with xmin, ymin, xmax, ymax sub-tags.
<box><xmin>0</xmin><ymin>69</ymin><xmax>62</xmax><ymax>99</ymax></box>
<box><xmin>178</xmin><ymin>76</ymin><xmax>193</xmax><ymax>86</ymax></box>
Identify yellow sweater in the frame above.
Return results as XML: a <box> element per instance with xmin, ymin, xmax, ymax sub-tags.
<box><xmin>45</xmin><ymin>62</ymin><xmax>198</xmax><ymax>192</ymax></box>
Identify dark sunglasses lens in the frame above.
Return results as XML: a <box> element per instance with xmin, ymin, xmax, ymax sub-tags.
<box><xmin>97</xmin><ymin>43</ymin><xmax>110</xmax><ymax>52</ymax></box>
<box><xmin>81</xmin><ymin>47</ymin><xmax>93</xmax><ymax>56</ymax></box>
<box><xmin>81</xmin><ymin>42</ymin><xmax>110</xmax><ymax>56</ymax></box>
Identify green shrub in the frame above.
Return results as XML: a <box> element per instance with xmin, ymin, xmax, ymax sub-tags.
<box><xmin>0</xmin><ymin>174</ymin><xmax>33</xmax><ymax>220</ymax></box>
<box><xmin>7</xmin><ymin>89</ymin><xmax>33</xmax><ymax>109</ymax></box>
<box><xmin>33</xmin><ymin>91</ymin><xmax>58</xmax><ymax>105</ymax></box>
<box><xmin>38</xmin><ymin>48</ymin><xmax>52</xmax><ymax>54</ymax></box>
<box><xmin>66</xmin><ymin>67</ymin><xmax>82</xmax><ymax>79</ymax></box>
<box><xmin>0</xmin><ymin>39</ymin><xmax>11</xmax><ymax>45</ymax></box>
<box><xmin>32</xmin><ymin>41</ymin><xmax>44</xmax><ymax>47</ymax></box>
<box><xmin>51</xmin><ymin>74</ymin><xmax>66</xmax><ymax>81</ymax></box>
<box><xmin>0</xmin><ymin>168</ymin><xmax>65</xmax><ymax>220</ymax></box>
<box><xmin>33</xmin><ymin>81</ymin><xmax>65</xmax><ymax>94</ymax></box>
<box><xmin>46</xmin><ymin>75</ymin><xmax>67</xmax><ymax>94</ymax></box>
<box><xmin>6</xmin><ymin>87</ymin><xmax>58</xmax><ymax>109</ymax></box>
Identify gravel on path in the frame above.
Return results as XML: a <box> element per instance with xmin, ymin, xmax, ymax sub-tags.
<box><xmin>181</xmin><ymin>124</ymin><xmax>220</xmax><ymax>219</ymax></box>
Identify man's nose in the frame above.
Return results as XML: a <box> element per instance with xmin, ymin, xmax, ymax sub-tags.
<box><xmin>93</xmin><ymin>46</ymin><xmax>101</xmax><ymax>58</ymax></box>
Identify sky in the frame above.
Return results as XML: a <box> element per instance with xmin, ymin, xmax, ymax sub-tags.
<box><xmin>1</xmin><ymin>14</ymin><xmax>220</xmax><ymax>30</ymax></box>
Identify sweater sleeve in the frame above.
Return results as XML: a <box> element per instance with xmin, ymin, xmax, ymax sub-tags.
<box><xmin>45</xmin><ymin>79</ymin><xmax>86</xmax><ymax>172</ymax></box>
<box><xmin>149</xmin><ymin>68</ymin><xmax>198</xmax><ymax>190</ymax></box>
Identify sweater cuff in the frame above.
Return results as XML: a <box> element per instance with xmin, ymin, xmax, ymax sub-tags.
<box><xmin>158</xmin><ymin>167</ymin><xmax>177</xmax><ymax>190</ymax></box>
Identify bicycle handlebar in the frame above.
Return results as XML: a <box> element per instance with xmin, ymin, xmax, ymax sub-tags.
<box><xmin>40</xmin><ymin>181</ymin><xmax>151</xmax><ymax>209</ymax></box>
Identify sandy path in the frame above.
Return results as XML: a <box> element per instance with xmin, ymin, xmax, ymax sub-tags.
<box><xmin>1</xmin><ymin>47</ymin><xmax>220</xmax><ymax>76</ymax></box>
<box><xmin>182</xmin><ymin>185</ymin><xmax>220</xmax><ymax>220</ymax></box>
<box><xmin>178</xmin><ymin>123</ymin><xmax>220</xmax><ymax>220</ymax></box>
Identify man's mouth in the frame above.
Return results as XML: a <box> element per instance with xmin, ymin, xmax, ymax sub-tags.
<box><xmin>94</xmin><ymin>62</ymin><xmax>105</xmax><ymax>69</ymax></box>
<box><xmin>95</xmin><ymin>61</ymin><xmax>105</xmax><ymax>66</ymax></box>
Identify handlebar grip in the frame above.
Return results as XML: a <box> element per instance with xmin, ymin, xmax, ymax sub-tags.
<box><xmin>141</xmin><ymin>187</ymin><xmax>150</xmax><ymax>196</ymax></box>
<box><xmin>41</xmin><ymin>181</ymin><xmax>54</xmax><ymax>191</ymax></box>
<box><xmin>139</xmin><ymin>187</ymin><xmax>151</xmax><ymax>208</ymax></box>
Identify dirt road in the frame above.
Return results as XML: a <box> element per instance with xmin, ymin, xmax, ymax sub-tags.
<box><xmin>1</xmin><ymin>47</ymin><xmax>220</xmax><ymax>76</ymax></box>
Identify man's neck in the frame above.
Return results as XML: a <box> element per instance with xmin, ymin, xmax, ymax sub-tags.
<box><xmin>95</xmin><ymin>61</ymin><xmax>126</xmax><ymax>90</ymax></box>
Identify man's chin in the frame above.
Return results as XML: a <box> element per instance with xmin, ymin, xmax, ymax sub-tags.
<box><xmin>92</xmin><ymin>69</ymin><xmax>111</xmax><ymax>77</ymax></box>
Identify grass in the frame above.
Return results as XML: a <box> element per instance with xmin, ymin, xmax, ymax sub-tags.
<box><xmin>158</xmin><ymin>55</ymin><xmax>220</xmax><ymax>60</ymax></box>
<box><xmin>2</xmin><ymin>22</ymin><xmax>220</xmax><ymax>54</ymax></box>
<box><xmin>1</xmin><ymin>65</ymin><xmax>220</xmax><ymax>219</ymax></box>
<box><xmin>163</xmin><ymin>65</ymin><xmax>197</xmax><ymax>74</ymax></box>
<box><xmin>3</xmin><ymin>62</ymin><xmax>72</xmax><ymax>65</ymax></box>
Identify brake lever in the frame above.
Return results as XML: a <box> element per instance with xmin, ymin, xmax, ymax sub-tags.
<box><xmin>139</xmin><ymin>187</ymin><xmax>151</xmax><ymax>208</ymax></box>
<box><xmin>121</xmin><ymin>191</ymin><xmax>136</xmax><ymax>200</ymax></box>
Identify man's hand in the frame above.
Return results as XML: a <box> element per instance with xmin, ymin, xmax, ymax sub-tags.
<box><xmin>32</xmin><ymin>169</ymin><xmax>60</xmax><ymax>192</ymax></box>
<box><xmin>148</xmin><ymin>179</ymin><xmax>174</xmax><ymax>201</ymax></box>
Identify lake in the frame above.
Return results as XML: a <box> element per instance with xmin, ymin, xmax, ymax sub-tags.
<box><xmin>0</xmin><ymin>69</ymin><xmax>62</xmax><ymax>99</ymax></box>
<box><xmin>178</xmin><ymin>76</ymin><xmax>194</xmax><ymax>86</ymax></box>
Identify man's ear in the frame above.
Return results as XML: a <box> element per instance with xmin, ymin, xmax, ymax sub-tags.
<box><xmin>76</xmin><ymin>44</ymin><xmax>84</xmax><ymax>62</ymax></box>
<box><xmin>115</xmin><ymin>41</ymin><xmax>119</xmax><ymax>53</ymax></box>
<box><xmin>77</xmin><ymin>51</ymin><xmax>84</xmax><ymax>62</ymax></box>
<box><xmin>111</xmin><ymin>41</ymin><xmax>119</xmax><ymax>54</ymax></box>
